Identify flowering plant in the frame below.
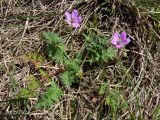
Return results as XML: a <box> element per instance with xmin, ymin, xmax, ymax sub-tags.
<box><xmin>65</xmin><ymin>9</ymin><xmax>82</xmax><ymax>28</ymax></box>
<box><xmin>111</xmin><ymin>32</ymin><xmax>131</xmax><ymax>49</ymax></box>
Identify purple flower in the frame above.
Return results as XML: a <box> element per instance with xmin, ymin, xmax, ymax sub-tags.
<box><xmin>111</xmin><ymin>32</ymin><xmax>131</xmax><ymax>49</ymax></box>
<box><xmin>65</xmin><ymin>9</ymin><xmax>82</xmax><ymax>28</ymax></box>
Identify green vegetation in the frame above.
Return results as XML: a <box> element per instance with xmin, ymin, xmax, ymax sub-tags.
<box><xmin>0</xmin><ymin>0</ymin><xmax>160</xmax><ymax>119</ymax></box>
<box><xmin>83</xmin><ymin>31</ymin><xmax>117</xmax><ymax>64</ymax></box>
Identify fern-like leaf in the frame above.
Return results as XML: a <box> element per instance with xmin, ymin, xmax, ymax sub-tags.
<box><xmin>36</xmin><ymin>81</ymin><xmax>63</xmax><ymax>109</ymax></box>
<box><xmin>17</xmin><ymin>76</ymin><xmax>40</xmax><ymax>98</ymax></box>
<box><xmin>43</xmin><ymin>32</ymin><xmax>66</xmax><ymax>63</ymax></box>
<box><xmin>83</xmin><ymin>32</ymin><xmax>117</xmax><ymax>64</ymax></box>
<box><xmin>43</xmin><ymin>32</ymin><xmax>60</xmax><ymax>44</ymax></box>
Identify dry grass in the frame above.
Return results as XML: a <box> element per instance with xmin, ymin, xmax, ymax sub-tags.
<box><xmin>0</xmin><ymin>0</ymin><xmax>160</xmax><ymax>120</ymax></box>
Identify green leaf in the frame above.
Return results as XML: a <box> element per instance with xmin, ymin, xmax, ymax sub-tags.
<box><xmin>60</xmin><ymin>71</ymin><xmax>75</xmax><ymax>87</ymax></box>
<box><xmin>83</xmin><ymin>32</ymin><xmax>117</xmax><ymax>64</ymax></box>
<box><xmin>43</xmin><ymin>32</ymin><xmax>60</xmax><ymax>44</ymax></box>
<box><xmin>36</xmin><ymin>81</ymin><xmax>63</xmax><ymax>109</ymax></box>
<box><xmin>105</xmin><ymin>89</ymin><xmax>127</xmax><ymax>118</ymax></box>
<box><xmin>44</xmin><ymin>32</ymin><xmax>66</xmax><ymax>63</ymax></box>
<box><xmin>43</xmin><ymin>32</ymin><xmax>81</xmax><ymax>87</ymax></box>
<box><xmin>17</xmin><ymin>76</ymin><xmax>40</xmax><ymax>98</ymax></box>
<box><xmin>99</xmin><ymin>82</ymin><xmax>108</xmax><ymax>95</ymax></box>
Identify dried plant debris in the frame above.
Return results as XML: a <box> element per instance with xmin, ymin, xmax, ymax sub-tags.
<box><xmin>0</xmin><ymin>0</ymin><xmax>160</xmax><ymax>120</ymax></box>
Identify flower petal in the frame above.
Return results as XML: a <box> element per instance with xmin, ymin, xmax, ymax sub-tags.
<box><xmin>120</xmin><ymin>32</ymin><xmax>127</xmax><ymax>40</ymax></box>
<box><xmin>123</xmin><ymin>37</ymin><xmax>131</xmax><ymax>45</ymax></box>
<box><xmin>71</xmin><ymin>9</ymin><xmax>78</xmax><ymax>19</ymax></box>
<box><xmin>65</xmin><ymin>11</ymin><xmax>71</xmax><ymax>21</ymax></box>
<box><xmin>74</xmin><ymin>16</ymin><xmax>82</xmax><ymax>23</ymax></box>
<box><xmin>116</xmin><ymin>44</ymin><xmax>124</xmax><ymax>49</ymax></box>
<box><xmin>111</xmin><ymin>32</ymin><xmax>119</xmax><ymax>45</ymax></box>
<box><xmin>72</xmin><ymin>23</ymin><xmax>80</xmax><ymax>28</ymax></box>
<box><xmin>65</xmin><ymin>19</ymin><xmax>71</xmax><ymax>25</ymax></box>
